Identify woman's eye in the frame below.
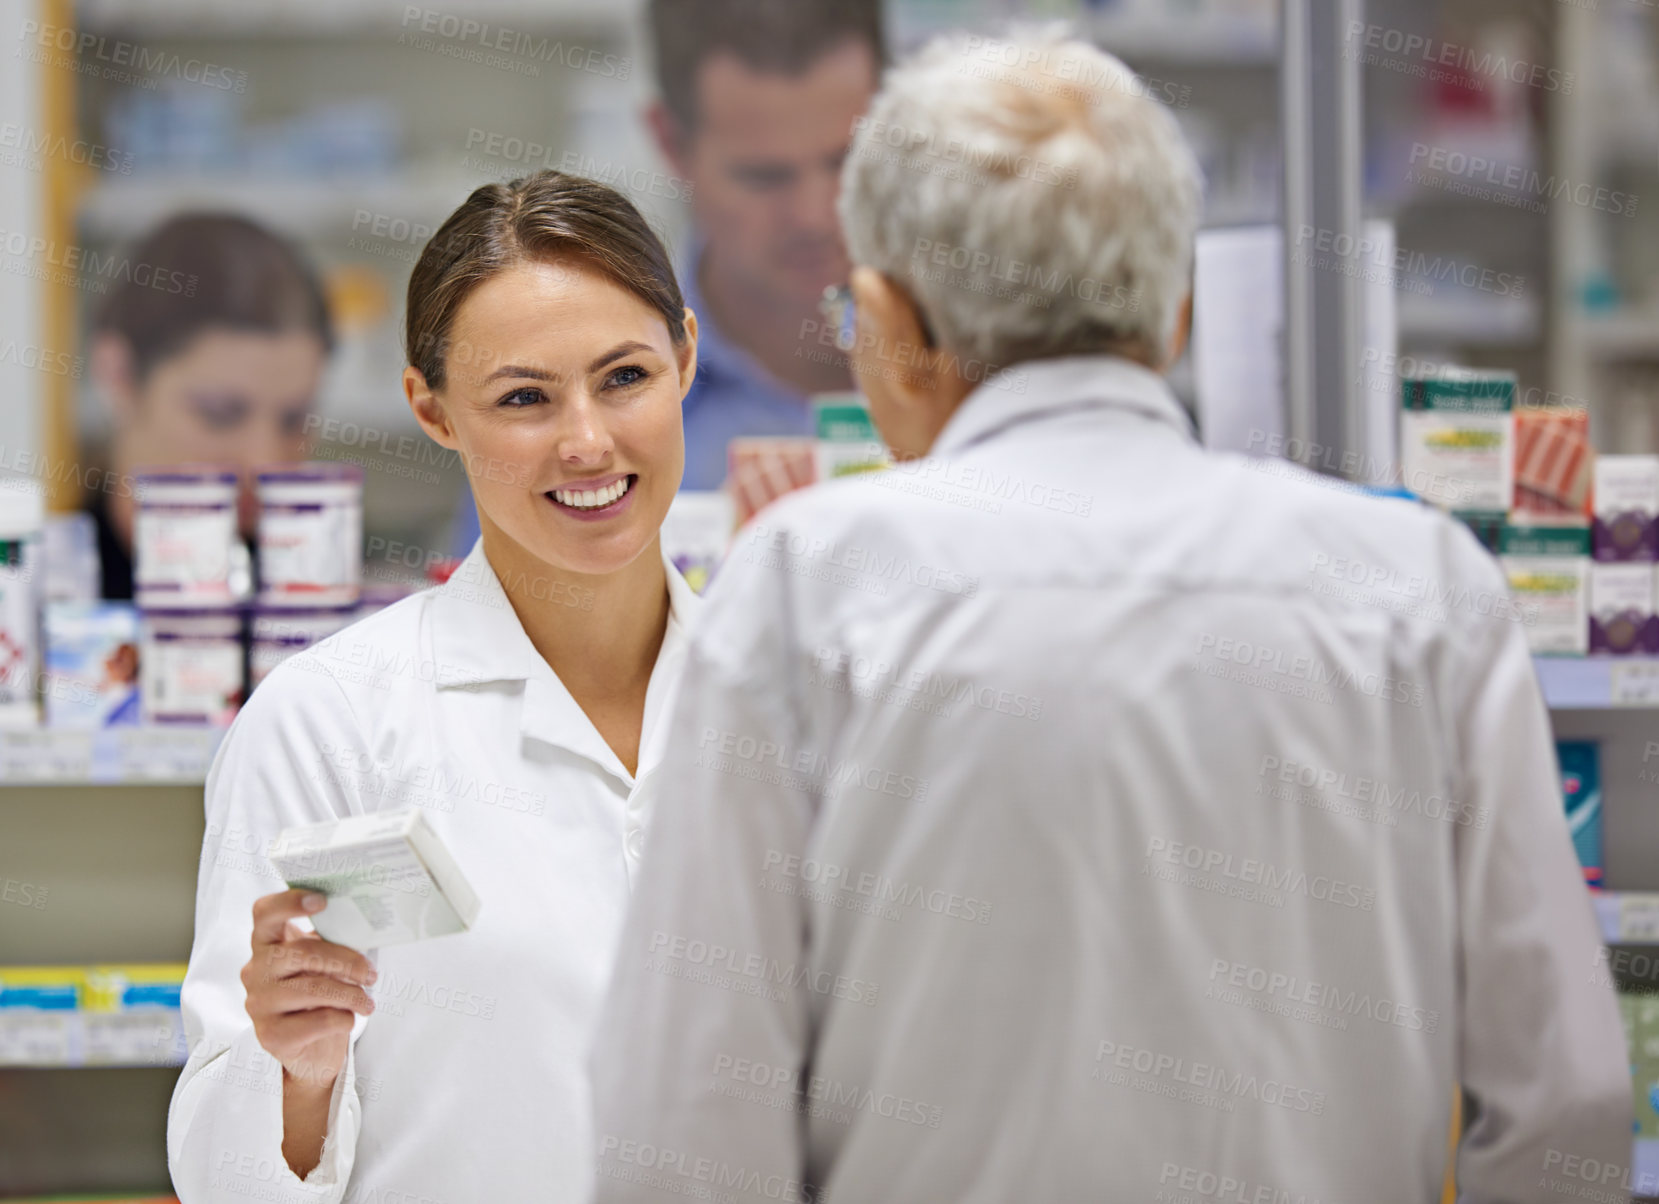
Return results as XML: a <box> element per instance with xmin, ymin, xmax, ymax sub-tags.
<box><xmin>190</xmin><ymin>397</ymin><xmax>249</xmax><ymax>431</ymax></box>
<box><xmin>498</xmin><ymin>387</ymin><xmax>545</xmax><ymax>408</ymax></box>
<box><xmin>606</xmin><ymin>365</ymin><xmax>652</xmax><ymax>390</ymax></box>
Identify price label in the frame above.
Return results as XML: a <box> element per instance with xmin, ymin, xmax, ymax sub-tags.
<box><xmin>1611</xmin><ymin>662</ymin><xmax>1659</xmax><ymax>707</ymax></box>
<box><xmin>0</xmin><ymin>730</ymin><xmax>92</xmax><ymax>781</ymax></box>
<box><xmin>1621</xmin><ymin>895</ymin><xmax>1659</xmax><ymax>942</ymax></box>
<box><xmin>109</xmin><ymin>727</ymin><xmax>221</xmax><ymax>781</ymax></box>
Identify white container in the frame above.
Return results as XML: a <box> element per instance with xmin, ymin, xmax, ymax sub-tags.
<box><xmin>139</xmin><ymin>608</ymin><xmax>244</xmax><ymax>726</ymax></box>
<box><xmin>250</xmin><ymin>606</ymin><xmax>356</xmax><ymax>689</ymax></box>
<box><xmin>0</xmin><ymin>479</ymin><xmax>44</xmax><ymax>727</ymax></box>
<box><xmin>134</xmin><ymin>468</ymin><xmax>239</xmax><ymax>609</ymax></box>
<box><xmin>257</xmin><ymin>464</ymin><xmax>364</xmax><ymax>608</ymax></box>
<box><xmin>270</xmin><ymin>808</ymin><xmax>482</xmax><ymax>951</ymax></box>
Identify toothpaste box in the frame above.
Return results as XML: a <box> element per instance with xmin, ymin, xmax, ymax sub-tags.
<box><xmin>1557</xmin><ymin>740</ymin><xmax>1603</xmax><ymax>889</ymax></box>
<box><xmin>1590</xmin><ymin>562</ymin><xmax>1659</xmax><ymax>654</ymax></box>
<box><xmin>269</xmin><ymin>809</ymin><xmax>481</xmax><ymax>951</ymax></box>
<box><xmin>1400</xmin><ymin>369</ymin><xmax>1515</xmax><ymax>520</ymax></box>
<box><xmin>1500</xmin><ymin>522</ymin><xmax>1590</xmax><ymax>655</ymax></box>
<box><xmin>1594</xmin><ymin>454</ymin><xmax>1659</xmax><ymax>561</ymax></box>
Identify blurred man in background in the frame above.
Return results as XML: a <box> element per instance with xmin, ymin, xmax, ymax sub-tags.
<box><xmin>646</xmin><ymin>0</ymin><xmax>883</xmax><ymax>490</ymax></box>
<box><xmin>591</xmin><ymin>28</ymin><xmax>1630</xmax><ymax>1204</ymax></box>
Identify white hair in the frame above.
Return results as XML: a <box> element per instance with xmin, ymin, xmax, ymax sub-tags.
<box><xmin>839</xmin><ymin>26</ymin><xmax>1204</xmax><ymax>369</ymax></box>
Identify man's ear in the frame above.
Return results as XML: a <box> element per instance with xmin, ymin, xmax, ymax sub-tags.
<box><xmin>849</xmin><ymin>266</ymin><xmax>938</xmax><ymax>403</ymax></box>
<box><xmin>91</xmin><ymin>332</ymin><xmax>139</xmax><ymax>420</ymax></box>
<box><xmin>646</xmin><ymin>100</ymin><xmax>692</xmax><ymax>180</ymax></box>
<box><xmin>403</xmin><ymin>367</ymin><xmax>459</xmax><ymax>452</ymax></box>
<box><xmin>1164</xmin><ymin>292</ymin><xmax>1193</xmax><ymax>370</ymax></box>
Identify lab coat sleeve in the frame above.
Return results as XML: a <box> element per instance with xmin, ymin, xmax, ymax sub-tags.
<box><xmin>1448</xmin><ymin>551</ymin><xmax>1634</xmax><ymax>1202</ymax></box>
<box><xmin>589</xmin><ymin>549</ymin><xmax>820</xmax><ymax>1204</ymax></box>
<box><xmin>167</xmin><ymin>661</ymin><xmax>370</xmax><ymax>1204</ymax></box>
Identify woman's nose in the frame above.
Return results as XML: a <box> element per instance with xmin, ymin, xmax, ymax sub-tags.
<box><xmin>555</xmin><ymin>395</ymin><xmax>613</xmax><ymax>464</ymax></box>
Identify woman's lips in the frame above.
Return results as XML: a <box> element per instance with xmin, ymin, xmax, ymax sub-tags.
<box><xmin>545</xmin><ymin>473</ymin><xmax>638</xmax><ymax>521</ymax></box>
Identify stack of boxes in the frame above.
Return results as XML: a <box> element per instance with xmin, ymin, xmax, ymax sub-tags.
<box><xmin>1400</xmin><ymin>369</ymin><xmax>1659</xmax><ymax>658</ymax></box>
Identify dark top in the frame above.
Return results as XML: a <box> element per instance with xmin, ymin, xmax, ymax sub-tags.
<box><xmin>89</xmin><ymin>493</ymin><xmax>134</xmax><ymax>601</ymax></box>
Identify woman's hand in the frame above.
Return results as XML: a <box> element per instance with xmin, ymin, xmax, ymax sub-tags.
<box><xmin>241</xmin><ymin>889</ymin><xmax>377</xmax><ymax>1177</ymax></box>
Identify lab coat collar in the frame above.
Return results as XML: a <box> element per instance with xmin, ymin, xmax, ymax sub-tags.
<box><xmin>430</xmin><ymin>540</ymin><xmax>702</xmax><ymax>785</ymax></box>
<box><xmin>930</xmin><ymin>354</ymin><xmax>1196</xmax><ymax>458</ymax></box>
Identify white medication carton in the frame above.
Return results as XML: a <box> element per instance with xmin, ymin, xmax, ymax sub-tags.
<box><xmin>269</xmin><ymin>810</ymin><xmax>481</xmax><ymax>951</ymax></box>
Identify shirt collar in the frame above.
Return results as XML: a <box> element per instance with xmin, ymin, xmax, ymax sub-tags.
<box><xmin>428</xmin><ymin>540</ymin><xmax>703</xmax><ymax>785</ymax></box>
<box><xmin>930</xmin><ymin>354</ymin><xmax>1196</xmax><ymax>457</ymax></box>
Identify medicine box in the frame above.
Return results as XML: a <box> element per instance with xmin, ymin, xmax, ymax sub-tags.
<box><xmin>1499</xmin><ymin>522</ymin><xmax>1590</xmax><ymax>656</ymax></box>
<box><xmin>1589</xmin><ymin>563</ymin><xmax>1659</xmax><ymax>655</ymax></box>
<box><xmin>1557</xmin><ymin>740</ymin><xmax>1603</xmax><ymax>889</ymax></box>
<box><xmin>1400</xmin><ymin>369</ymin><xmax>1515</xmax><ymax>520</ymax></box>
<box><xmin>269</xmin><ymin>809</ymin><xmax>481</xmax><ymax>951</ymax></box>
<box><xmin>1594</xmin><ymin>454</ymin><xmax>1659</xmax><ymax>561</ymax></box>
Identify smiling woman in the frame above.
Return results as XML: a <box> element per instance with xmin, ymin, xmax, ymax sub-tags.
<box><xmin>167</xmin><ymin>171</ymin><xmax>707</xmax><ymax>1203</ymax></box>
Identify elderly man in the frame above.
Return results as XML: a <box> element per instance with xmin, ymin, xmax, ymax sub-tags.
<box><xmin>590</xmin><ymin>29</ymin><xmax>1630</xmax><ymax>1204</ymax></box>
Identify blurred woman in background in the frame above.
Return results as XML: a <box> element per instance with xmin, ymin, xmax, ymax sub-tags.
<box><xmin>88</xmin><ymin>213</ymin><xmax>334</xmax><ymax>598</ymax></box>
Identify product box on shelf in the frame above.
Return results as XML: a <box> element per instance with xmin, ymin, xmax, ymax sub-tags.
<box><xmin>660</xmin><ymin>491</ymin><xmax>736</xmax><ymax>596</ymax></box>
<box><xmin>1557</xmin><ymin>740</ymin><xmax>1603</xmax><ymax>889</ymax></box>
<box><xmin>1514</xmin><ymin>406</ymin><xmax>1592</xmax><ymax>517</ymax></box>
<box><xmin>133</xmin><ymin>467</ymin><xmax>241</xmax><ymax>609</ymax></box>
<box><xmin>1589</xmin><ymin>562</ymin><xmax>1659</xmax><ymax>655</ymax></box>
<box><xmin>257</xmin><ymin>463</ymin><xmax>365</xmax><ymax>608</ymax></box>
<box><xmin>0</xmin><ymin>964</ymin><xmax>185</xmax><ymax>1067</ymax></box>
<box><xmin>44</xmin><ymin>603</ymin><xmax>141</xmax><ymax>727</ymax></box>
<box><xmin>139</xmin><ymin>608</ymin><xmax>245</xmax><ymax>726</ymax></box>
<box><xmin>1621</xmin><ymin>991</ymin><xmax>1659</xmax><ymax>1139</ymax></box>
<box><xmin>814</xmin><ymin>395</ymin><xmax>890</xmax><ymax>482</ymax></box>
<box><xmin>1499</xmin><ymin>522</ymin><xmax>1590</xmax><ymax>656</ymax></box>
<box><xmin>1594</xmin><ymin>454</ymin><xmax>1659</xmax><ymax>562</ymax></box>
<box><xmin>727</xmin><ymin>437</ymin><xmax>816</xmax><ymax>528</ymax></box>
<box><xmin>0</xmin><ymin>480</ymin><xmax>44</xmax><ymax>728</ymax></box>
<box><xmin>1399</xmin><ymin>369</ymin><xmax>1515</xmax><ymax>521</ymax></box>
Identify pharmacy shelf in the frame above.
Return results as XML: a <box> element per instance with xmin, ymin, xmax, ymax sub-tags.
<box><xmin>1576</xmin><ymin>309</ymin><xmax>1659</xmax><ymax>361</ymax></box>
<box><xmin>77</xmin><ymin>0</ymin><xmax>639</xmax><ymax>37</ymax></box>
<box><xmin>1084</xmin><ymin>11</ymin><xmax>1277</xmax><ymax>65</ymax></box>
<box><xmin>1534</xmin><ymin>657</ymin><xmax>1659</xmax><ymax>710</ymax></box>
<box><xmin>77</xmin><ymin>169</ymin><xmax>480</xmax><ymax>242</ymax></box>
<box><xmin>1599</xmin><ymin>892</ymin><xmax>1659</xmax><ymax>945</ymax></box>
<box><xmin>0</xmin><ymin>1009</ymin><xmax>185</xmax><ymax>1069</ymax></box>
<box><xmin>0</xmin><ymin>727</ymin><xmax>223</xmax><ymax>786</ymax></box>
<box><xmin>1398</xmin><ymin>294</ymin><xmax>1542</xmax><ymax>348</ymax></box>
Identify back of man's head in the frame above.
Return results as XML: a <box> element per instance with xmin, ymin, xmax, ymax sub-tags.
<box><xmin>648</xmin><ymin>0</ymin><xmax>887</xmax><ymax>133</ymax></box>
<box><xmin>839</xmin><ymin>27</ymin><xmax>1204</xmax><ymax>371</ymax></box>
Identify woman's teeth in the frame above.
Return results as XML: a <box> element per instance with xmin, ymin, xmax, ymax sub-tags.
<box><xmin>552</xmin><ymin>477</ymin><xmax>632</xmax><ymax>510</ymax></box>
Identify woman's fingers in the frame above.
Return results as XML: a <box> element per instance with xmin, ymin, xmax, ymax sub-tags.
<box><xmin>249</xmin><ymin>972</ymin><xmax>376</xmax><ymax>1020</ymax></box>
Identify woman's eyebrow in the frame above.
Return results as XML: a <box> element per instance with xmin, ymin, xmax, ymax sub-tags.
<box><xmin>481</xmin><ymin>364</ymin><xmax>561</xmax><ymax>384</ymax></box>
<box><xmin>588</xmin><ymin>342</ymin><xmax>653</xmax><ymax>373</ymax></box>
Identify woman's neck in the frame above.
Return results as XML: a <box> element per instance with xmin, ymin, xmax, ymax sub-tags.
<box><xmin>479</xmin><ymin>524</ymin><xmax>671</xmax><ymax>768</ymax></box>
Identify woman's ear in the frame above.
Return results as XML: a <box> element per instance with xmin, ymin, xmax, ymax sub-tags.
<box><xmin>404</xmin><ymin>366</ymin><xmax>458</xmax><ymax>452</ymax></box>
<box><xmin>1163</xmin><ymin>292</ymin><xmax>1194</xmax><ymax>370</ymax></box>
<box><xmin>676</xmin><ymin>309</ymin><xmax>700</xmax><ymax>398</ymax></box>
<box><xmin>91</xmin><ymin>332</ymin><xmax>139</xmax><ymax>420</ymax></box>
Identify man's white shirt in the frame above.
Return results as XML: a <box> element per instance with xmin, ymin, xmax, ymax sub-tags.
<box><xmin>590</xmin><ymin>355</ymin><xmax>1631</xmax><ymax>1204</ymax></box>
<box><xmin>168</xmin><ymin>541</ymin><xmax>701</xmax><ymax>1203</ymax></box>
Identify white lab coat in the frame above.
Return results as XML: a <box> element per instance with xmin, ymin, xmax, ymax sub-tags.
<box><xmin>168</xmin><ymin>540</ymin><xmax>701</xmax><ymax>1203</ymax></box>
<box><xmin>590</xmin><ymin>355</ymin><xmax>1632</xmax><ymax>1204</ymax></box>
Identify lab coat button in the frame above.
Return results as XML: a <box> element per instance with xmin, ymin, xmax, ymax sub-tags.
<box><xmin>625</xmin><ymin>827</ymin><xmax>645</xmax><ymax>859</ymax></box>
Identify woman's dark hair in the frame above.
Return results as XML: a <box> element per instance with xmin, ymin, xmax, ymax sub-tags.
<box><xmin>94</xmin><ymin>213</ymin><xmax>334</xmax><ymax>383</ymax></box>
<box><xmin>406</xmin><ymin>171</ymin><xmax>686</xmax><ymax>392</ymax></box>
